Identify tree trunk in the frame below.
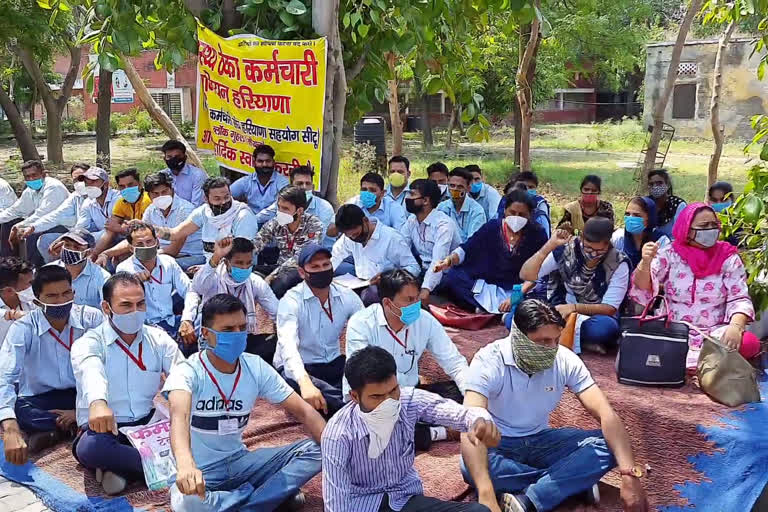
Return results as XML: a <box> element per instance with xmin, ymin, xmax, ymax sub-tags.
<box><xmin>0</xmin><ymin>84</ymin><xmax>40</xmax><ymax>161</ymax></box>
<box><xmin>313</xmin><ymin>0</ymin><xmax>344</xmax><ymax>207</ymax></box>
<box><xmin>446</xmin><ymin>106</ymin><xmax>456</xmax><ymax>149</ymax></box>
<box><xmin>513</xmin><ymin>97</ymin><xmax>522</xmax><ymax>168</ymax></box>
<box><xmin>422</xmin><ymin>94</ymin><xmax>433</xmax><ymax>148</ymax></box>
<box><xmin>29</xmin><ymin>86</ymin><xmax>36</xmax><ymax>125</ymax></box>
<box><xmin>220</xmin><ymin>0</ymin><xmax>243</xmax><ymax>35</ymax></box>
<box><xmin>122</xmin><ymin>59</ymin><xmax>203</xmax><ymax>168</ymax></box>
<box><xmin>96</xmin><ymin>68</ymin><xmax>113</xmax><ymax>169</ymax></box>
<box><xmin>386</xmin><ymin>53</ymin><xmax>403</xmax><ymax>156</ymax></box>
<box><xmin>516</xmin><ymin>7</ymin><xmax>541</xmax><ymax>173</ymax></box>
<box><xmin>707</xmin><ymin>21</ymin><xmax>735</xmax><ymax>194</ymax></box>
<box><xmin>641</xmin><ymin>0</ymin><xmax>702</xmax><ymax>183</ymax></box>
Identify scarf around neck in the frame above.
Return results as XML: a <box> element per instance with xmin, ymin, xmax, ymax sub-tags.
<box><xmin>215</xmin><ymin>261</ymin><xmax>259</xmax><ymax>334</ymax></box>
<box><xmin>548</xmin><ymin>238</ymin><xmax>629</xmax><ymax>305</ymax></box>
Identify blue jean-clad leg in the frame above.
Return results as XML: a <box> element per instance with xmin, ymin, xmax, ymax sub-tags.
<box><xmin>14</xmin><ymin>388</ymin><xmax>77</xmax><ymax>433</ymax></box>
<box><xmin>460</xmin><ymin>436</ymin><xmax>544</xmax><ymax>495</ymax></box>
<box><xmin>175</xmin><ymin>254</ymin><xmax>207</xmax><ymax>271</ymax></box>
<box><xmin>580</xmin><ymin>315</ymin><xmax>620</xmax><ymax>348</ymax></box>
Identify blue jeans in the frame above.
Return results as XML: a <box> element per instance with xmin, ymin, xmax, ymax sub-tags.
<box><xmin>175</xmin><ymin>254</ymin><xmax>207</xmax><ymax>271</ymax></box>
<box><xmin>170</xmin><ymin>439</ymin><xmax>321</xmax><ymax>512</ymax></box>
<box><xmin>15</xmin><ymin>388</ymin><xmax>76</xmax><ymax>433</ymax></box>
<box><xmin>460</xmin><ymin>428</ymin><xmax>615</xmax><ymax>512</ymax></box>
<box><xmin>580</xmin><ymin>315</ymin><xmax>620</xmax><ymax>348</ymax></box>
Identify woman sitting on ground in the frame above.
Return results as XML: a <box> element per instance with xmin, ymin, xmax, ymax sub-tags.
<box><xmin>612</xmin><ymin>196</ymin><xmax>669</xmax><ymax>269</ymax></box>
<box><xmin>497</xmin><ymin>171</ymin><xmax>551</xmax><ymax>236</ymax></box>
<box><xmin>558</xmin><ymin>174</ymin><xmax>615</xmax><ymax>233</ymax></box>
<box><xmin>434</xmin><ymin>189</ymin><xmax>547</xmax><ymax>313</ymax></box>
<box><xmin>629</xmin><ymin>202</ymin><xmax>759</xmax><ymax>369</ymax></box>
<box><xmin>647</xmin><ymin>169</ymin><xmax>686</xmax><ymax>238</ymax></box>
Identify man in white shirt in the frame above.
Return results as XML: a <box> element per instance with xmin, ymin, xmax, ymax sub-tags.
<box><xmin>385</xmin><ymin>155</ymin><xmax>411</xmax><ymax>207</ymax></box>
<box><xmin>0</xmin><ymin>257</ymin><xmax>35</xmax><ymax>347</ymax></box>
<box><xmin>466</xmin><ymin>164</ymin><xmax>502</xmax><ymax>221</ymax></box>
<box><xmin>0</xmin><ymin>266</ymin><xmax>104</xmax><ymax>464</ymax></box>
<box><xmin>331</xmin><ymin>204</ymin><xmax>420</xmax><ymax>306</ymax></box>
<box><xmin>402</xmin><ymin>179</ymin><xmax>462</xmax><ymax>306</ymax></box>
<box><xmin>0</xmin><ymin>160</ymin><xmax>69</xmax><ymax>262</ymax></box>
<box><xmin>166</xmin><ymin>293</ymin><xmax>324</xmax><ymax>512</ymax></box>
<box><xmin>160</xmin><ymin>139</ymin><xmax>208</xmax><ymax>207</ymax></box>
<box><xmin>71</xmin><ymin>272</ymin><xmax>184</xmax><ymax>495</ymax></box>
<box><xmin>0</xmin><ymin>176</ymin><xmax>17</xmax><ymax>210</ymax></box>
<box><xmin>50</xmin><ymin>228</ymin><xmax>111</xmax><ymax>309</ymax></box>
<box><xmin>276</xmin><ymin>243</ymin><xmax>364</xmax><ymax>417</ymax></box>
<box><xmin>116</xmin><ymin>221</ymin><xmax>190</xmax><ymax>343</ymax></box>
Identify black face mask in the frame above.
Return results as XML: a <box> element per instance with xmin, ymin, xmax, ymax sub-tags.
<box><xmin>352</xmin><ymin>225</ymin><xmax>369</xmax><ymax>244</ymax></box>
<box><xmin>306</xmin><ymin>268</ymin><xmax>334</xmax><ymax>289</ymax></box>
<box><xmin>211</xmin><ymin>200</ymin><xmax>233</xmax><ymax>216</ymax></box>
<box><xmin>165</xmin><ymin>156</ymin><xmax>186</xmax><ymax>172</ymax></box>
<box><xmin>256</xmin><ymin>167</ymin><xmax>274</xmax><ymax>177</ymax></box>
<box><xmin>405</xmin><ymin>198</ymin><xmax>424</xmax><ymax>215</ymax></box>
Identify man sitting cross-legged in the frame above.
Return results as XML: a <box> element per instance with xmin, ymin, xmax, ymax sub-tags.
<box><xmin>460</xmin><ymin>299</ymin><xmax>648</xmax><ymax>512</ymax></box>
<box><xmin>0</xmin><ymin>266</ymin><xmax>103</xmax><ymax>464</ymax></box>
<box><xmin>166</xmin><ymin>294</ymin><xmax>324</xmax><ymax>512</ymax></box>
<box><xmin>322</xmin><ymin>345</ymin><xmax>499</xmax><ymax>512</ymax></box>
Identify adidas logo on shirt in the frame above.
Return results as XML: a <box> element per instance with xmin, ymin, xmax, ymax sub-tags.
<box><xmin>196</xmin><ymin>396</ymin><xmax>245</xmax><ymax>412</ymax></box>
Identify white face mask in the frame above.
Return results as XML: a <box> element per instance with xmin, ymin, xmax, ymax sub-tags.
<box><xmin>110</xmin><ymin>309</ymin><xmax>146</xmax><ymax>335</ymax></box>
<box><xmin>152</xmin><ymin>195</ymin><xmax>173</xmax><ymax>210</ymax></box>
<box><xmin>275</xmin><ymin>210</ymin><xmax>295</xmax><ymax>226</ymax></box>
<box><xmin>438</xmin><ymin>184</ymin><xmax>448</xmax><ymax>195</ymax></box>
<box><xmin>15</xmin><ymin>286</ymin><xmax>35</xmax><ymax>303</ymax></box>
<box><xmin>85</xmin><ymin>186</ymin><xmax>103</xmax><ymax>199</ymax></box>
<box><xmin>358</xmin><ymin>397</ymin><xmax>401</xmax><ymax>458</ymax></box>
<box><xmin>74</xmin><ymin>181</ymin><xmax>88</xmax><ymax>196</ymax></box>
<box><xmin>505</xmin><ymin>215</ymin><xmax>528</xmax><ymax>233</ymax></box>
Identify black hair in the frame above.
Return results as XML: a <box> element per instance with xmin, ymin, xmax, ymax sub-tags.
<box><xmin>449</xmin><ymin>167</ymin><xmax>473</xmax><ymax>186</ymax></box>
<box><xmin>290</xmin><ymin>165</ymin><xmax>314</xmax><ymax>181</ymax></box>
<box><xmin>143</xmin><ymin>171</ymin><xmax>174</xmax><ymax>194</ymax></box>
<box><xmin>115</xmin><ymin>168</ymin><xmax>140</xmax><ymax>184</ymax></box>
<box><xmin>580</xmin><ymin>174</ymin><xmax>602</xmax><ymax>193</ymax></box>
<box><xmin>21</xmin><ymin>160</ymin><xmax>43</xmax><ymax>173</ymax></box>
<box><xmin>202</xmin><ymin>294</ymin><xmax>247</xmax><ymax>328</ymax></box>
<box><xmin>409</xmin><ymin>179</ymin><xmax>441</xmax><ymax>208</ymax></box>
<box><xmin>252</xmin><ymin>144</ymin><xmax>276</xmax><ymax>159</ymax></box>
<box><xmin>627</xmin><ymin>196</ymin><xmax>651</xmax><ymax>215</ymax></box>
<box><xmin>126</xmin><ymin>221</ymin><xmax>157</xmax><ymax>244</ymax></box>
<box><xmin>71</xmin><ymin>162</ymin><xmax>90</xmax><ymax>173</ymax></box>
<box><xmin>277</xmin><ymin>185</ymin><xmax>307</xmax><ymax>210</ymax></box>
<box><xmin>335</xmin><ymin>204</ymin><xmax>366</xmax><ymax>231</ymax></box>
<box><xmin>426</xmin><ymin>161</ymin><xmax>449</xmax><ymax>178</ymax></box>
<box><xmin>202</xmin><ymin>176</ymin><xmax>231</xmax><ymax>197</ymax></box>
<box><xmin>0</xmin><ymin>257</ymin><xmax>33</xmax><ymax>289</ymax></box>
<box><xmin>583</xmin><ymin>216</ymin><xmax>614</xmax><ymax>243</ymax></box>
<box><xmin>512</xmin><ymin>171</ymin><xmax>539</xmax><ymax>187</ymax></box>
<box><xmin>32</xmin><ymin>265</ymin><xmax>72</xmax><ymax>298</ymax></box>
<box><xmin>709</xmin><ymin>181</ymin><xmax>733</xmax><ymax>199</ymax></box>
<box><xmin>360</xmin><ymin>172</ymin><xmax>385</xmax><ymax>191</ymax></box>
<box><xmin>465</xmin><ymin>164</ymin><xmax>482</xmax><ymax>175</ymax></box>
<box><xmin>513</xmin><ymin>299</ymin><xmax>565</xmax><ymax>335</ymax></box>
<box><xmin>503</xmin><ymin>189</ymin><xmax>536</xmax><ymax>213</ymax></box>
<box><xmin>388</xmin><ymin>155</ymin><xmax>410</xmax><ymax>170</ymax></box>
<box><xmin>378</xmin><ymin>268</ymin><xmax>419</xmax><ymax>301</ymax></box>
<box><xmin>345</xmin><ymin>345</ymin><xmax>397</xmax><ymax>392</ymax></box>
<box><xmin>102</xmin><ymin>272</ymin><xmax>144</xmax><ymax>304</ymax></box>
<box><xmin>647</xmin><ymin>169</ymin><xmax>673</xmax><ymax>194</ymax></box>
<box><xmin>227</xmin><ymin>237</ymin><xmax>255</xmax><ymax>259</ymax></box>
<box><xmin>161</xmin><ymin>140</ymin><xmax>187</xmax><ymax>154</ymax></box>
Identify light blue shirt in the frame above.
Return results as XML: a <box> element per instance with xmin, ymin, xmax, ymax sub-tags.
<box><xmin>29</xmin><ymin>191</ymin><xmax>83</xmax><ymax>233</ymax></box>
<box><xmin>401</xmin><ymin>209</ymin><xmax>462</xmax><ymax>291</ymax></box>
<box><xmin>0</xmin><ymin>305</ymin><xmax>104</xmax><ymax>423</ymax></box>
<box><xmin>385</xmin><ymin>183</ymin><xmax>410</xmax><ymax>207</ymax></box>
<box><xmin>188</xmin><ymin>201</ymin><xmax>260</xmax><ymax>252</ymax></box>
<box><xmin>470</xmin><ymin>184</ymin><xmax>502</xmax><ymax>221</ymax></box>
<box><xmin>257</xmin><ymin>194</ymin><xmax>337</xmax><ymax>249</ymax></box>
<box><xmin>347</xmin><ymin>195</ymin><xmax>407</xmax><ymax>230</ymax></box>
<box><xmin>162</xmin><ymin>350</ymin><xmax>293</xmax><ymax>467</ymax></box>
<box><xmin>230</xmin><ymin>171</ymin><xmax>290</xmax><ymax>217</ymax></box>
<box><xmin>116</xmin><ymin>254</ymin><xmax>190</xmax><ymax>326</ymax></box>
<box><xmin>76</xmin><ymin>188</ymin><xmax>121</xmax><ymax>232</ymax></box>
<box><xmin>163</xmin><ymin>164</ymin><xmax>208</xmax><ymax>207</ymax></box>
<box><xmin>143</xmin><ymin>195</ymin><xmax>203</xmax><ymax>257</ymax></box>
<box><xmin>437</xmin><ymin>196</ymin><xmax>487</xmax><ymax>242</ymax></box>
<box><xmin>50</xmin><ymin>259</ymin><xmax>111</xmax><ymax>309</ymax></box>
<box><xmin>331</xmin><ymin>220</ymin><xmax>420</xmax><ymax>280</ymax></box>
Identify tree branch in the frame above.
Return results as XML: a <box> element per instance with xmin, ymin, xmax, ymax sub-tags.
<box><xmin>16</xmin><ymin>45</ymin><xmax>55</xmax><ymax>109</ymax></box>
<box><xmin>346</xmin><ymin>48</ymin><xmax>368</xmax><ymax>81</ymax></box>
<box><xmin>57</xmin><ymin>44</ymin><xmax>82</xmax><ymax>112</ymax></box>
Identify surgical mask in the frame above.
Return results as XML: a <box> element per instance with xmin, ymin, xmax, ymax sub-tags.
<box><xmin>306</xmin><ymin>268</ymin><xmax>334</xmax><ymax>289</ymax></box>
<box><xmin>389</xmin><ymin>173</ymin><xmax>406</xmax><ymax>188</ymax></box>
<box><xmin>711</xmin><ymin>201</ymin><xmax>731</xmax><ymax>213</ymax></box>
<box><xmin>208</xmin><ymin>328</ymin><xmax>248</xmax><ymax>364</ymax></box>
<box><xmin>470</xmin><ymin>182</ymin><xmax>483</xmax><ymax>194</ymax></box>
<box><xmin>511</xmin><ymin>326</ymin><xmax>558</xmax><ymax>375</ymax></box>
<box><xmin>360</xmin><ymin>190</ymin><xmax>377</xmax><ymax>209</ymax></box>
<box><xmin>624</xmin><ymin>216</ymin><xmax>646</xmax><ymax>234</ymax></box>
<box><xmin>26</xmin><ymin>178</ymin><xmax>44</xmax><ymax>191</ymax></box>
<box><xmin>38</xmin><ymin>300</ymin><xmax>74</xmax><ymax>320</ymax></box>
<box><xmin>15</xmin><ymin>287</ymin><xmax>35</xmax><ymax>303</ymax></box>
<box><xmin>438</xmin><ymin>184</ymin><xmax>448</xmax><ymax>195</ymax></box>
<box><xmin>450</xmin><ymin>188</ymin><xmax>465</xmax><ymax>200</ymax></box>
<box><xmin>392</xmin><ymin>300</ymin><xmax>421</xmax><ymax>325</ymax></box>
<box><xmin>359</xmin><ymin>397</ymin><xmax>401</xmax><ymax>458</ymax></box>
<box><xmin>305</xmin><ymin>190</ymin><xmax>314</xmax><ymax>202</ymax></box>
<box><xmin>505</xmin><ymin>215</ymin><xmax>528</xmax><ymax>233</ymax></box>
<box><xmin>527</xmin><ymin>188</ymin><xmax>538</xmax><ymax>198</ymax></box>
<box><xmin>152</xmin><ymin>195</ymin><xmax>173</xmax><ymax>210</ymax></box>
<box><xmin>230</xmin><ymin>265</ymin><xmax>252</xmax><ymax>283</ymax></box>
<box><xmin>134</xmin><ymin>245</ymin><xmax>158</xmax><ymax>262</ymax></box>
<box><xmin>85</xmin><ymin>186</ymin><xmax>103</xmax><ymax>199</ymax></box>
<box><xmin>74</xmin><ymin>181</ymin><xmax>88</xmax><ymax>196</ymax></box>
<box><xmin>121</xmin><ymin>186</ymin><xmax>141</xmax><ymax>203</ymax></box>
<box><xmin>275</xmin><ymin>210</ymin><xmax>295</xmax><ymax>226</ymax></box>
<box><xmin>581</xmin><ymin>243</ymin><xmax>608</xmax><ymax>261</ymax></box>
<box><xmin>165</xmin><ymin>156</ymin><xmax>186</xmax><ymax>172</ymax></box>
<box><xmin>692</xmin><ymin>228</ymin><xmax>720</xmax><ymax>248</ymax></box>
<box><xmin>581</xmin><ymin>193</ymin><xmax>598</xmax><ymax>205</ymax></box>
<box><xmin>405</xmin><ymin>198</ymin><xmax>423</xmax><ymax>215</ymax></box>
<box><xmin>211</xmin><ymin>200</ymin><xmax>232</xmax><ymax>216</ymax></box>
<box><xmin>110</xmin><ymin>309</ymin><xmax>146</xmax><ymax>334</ymax></box>
<box><xmin>61</xmin><ymin>247</ymin><xmax>87</xmax><ymax>266</ymax></box>
<box><xmin>256</xmin><ymin>167</ymin><xmax>274</xmax><ymax>177</ymax></box>
<box><xmin>649</xmin><ymin>184</ymin><xmax>669</xmax><ymax>199</ymax></box>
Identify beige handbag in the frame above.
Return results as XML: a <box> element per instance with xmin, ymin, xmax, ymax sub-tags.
<box><xmin>696</xmin><ymin>332</ymin><xmax>761</xmax><ymax>407</ymax></box>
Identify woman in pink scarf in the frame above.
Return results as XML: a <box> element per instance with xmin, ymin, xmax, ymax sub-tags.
<box><xmin>629</xmin><ymin>202</ymin><xmax>759</xmax><ymax>368</ymax></box>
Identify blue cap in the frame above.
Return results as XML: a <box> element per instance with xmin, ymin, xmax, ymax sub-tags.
<box><xmin>298</xmin><ymin>242</ymin><xmax>331</xmax><ymax>267</ymax></box>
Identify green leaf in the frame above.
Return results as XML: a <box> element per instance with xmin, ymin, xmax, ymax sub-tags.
<box><xmin>278</xmin><ymin>10</ymin><xmax>295</xmax><ymax>27</ymax></box>
<box><xmin>343</xmin><ymin>12</ymin><xmax>351</xmax><ymax>28</ymax></box>
<box><xmin>358</xmin><ymin>23</ymin><xmax>369</xmax><ymax>38</ymax></box>
<box><xmin>426</xmin><ymin>77</ymin><xmax>443</xmax><ymax>95</ymax></box>
<box><xmin>351</xmin><ymin>12</ymin><xmax>362</xmax><ymax>27</ymax></box>
<box><xmin>466</xmin><ymin>123</ymin><xmax>483</xmax><ymax>142</ymax></box>
<box><xmin>285</xmin><ymin>0</ymin><xmax>306</xmax><ymax>15</ymax></box>
<box><xmin>760</xmin><ymin>143</ymin><xmax>768</xmax><ymax>161</ymax></box>
<box><xmin>85</xmin><ymin>73</ymin><xmax>94</xmax><ymax>95</ymax></box>
<box><xmin>98</xmin><ymin>52</ymin><xmax>119</xmax><ymax>72</ymax></box>
<box><xmin>759</xmin><ymin>60</ymin><xmax>766</xmax><ymax>81</ymax></box>
<box><xmin>477</xmin><ymin>113</ymin><xmax>490</xmax><ymax>128</ymax></box>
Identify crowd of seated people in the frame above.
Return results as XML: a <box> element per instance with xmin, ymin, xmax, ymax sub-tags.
<box><xmin>3</xmin><ymin>145</ymin><xmax>757</xmax><ymax>512</ymax></box>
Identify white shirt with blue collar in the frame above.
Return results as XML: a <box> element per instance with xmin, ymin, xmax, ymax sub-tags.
<box><xmin>330</xmin><ymin>220</ymin><xmax>420</xmax><ymax>280</ymax></box>
<box><xmin>230</xmin><ymin>171</ymin><xmax>290</xmax><ymax>217</ymax></box>
<box><xmin>49</xmin><ymin>259</ymin><xmax>111</xmax><ymax>309</ymax></box>
<box><xmin>116</xmin><ymin>254</ymin><xmax>190</xmax><ymax>326</ymax></box>
<box><xmin>142</xmin><ymin>195</ymin><xmax>204</xmax><ymax>258</ymax></box>
<box><xmin>346</xmin><ymin>195</ymin><xmax>407</xmax><ymax>230</ymax></box>
<box><xmin>437</xmin><ymin>196</ymin><xmax>487</xmax><ymax>242</ymax></box>
<box><xmin>257</xmin><ymin>194</ymin><xmax>337</xmax><ymax>249</ymax></box>
<box><xmin>76</xmin><ymin>188</ymin><xmax>121</xmax><ymax>233</ymax></box>
<box><xmin>0</xmin><ymin>305</ymin><xmax>104</xmax><ymax>423</ymax></box>
<box><xmin>385</xmin><ymin>183</ymin><xmax>410</xmax><ymax>207</ymax></box>
<box><xmin>71</xmin><ymin>322</ymin><xmax>184</xmax><ymax>427</ymax></box>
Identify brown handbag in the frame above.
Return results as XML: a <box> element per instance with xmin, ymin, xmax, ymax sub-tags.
<box><xmin>696</xmin><ymin>331</ymin><xmax>761</xmax><ymax>407</ymax></box>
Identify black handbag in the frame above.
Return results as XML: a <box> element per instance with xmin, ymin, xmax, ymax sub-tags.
<box><xmin>616</xmin><ymin>296</ymin><xmax>689</xmax><ymax>387</ymax></box>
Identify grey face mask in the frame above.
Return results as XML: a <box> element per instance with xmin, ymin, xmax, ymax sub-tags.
<box><xmin>649</xmin><ymin>184</ymin><xmax>669</xmax><ymax>198</ymax></box>
<box><xmin>692</xmin><ymin>228</ymin><xmax>720</xmax><ymax>248</ymax></box>
<box><xmin>134</xmin><ymin>245</ymin><xmax>158</xmax><ymax>262</ymax></box>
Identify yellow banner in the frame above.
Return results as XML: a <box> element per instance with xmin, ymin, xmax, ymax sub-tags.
<box><xmin>195</xmin><ymin>25</ymin><xmax>326</xmax><ymax>186</ymax></box>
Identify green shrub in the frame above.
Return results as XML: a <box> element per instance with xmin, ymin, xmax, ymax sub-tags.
<box><xmin>0</xmin><ymin>120</ymin><xmax>10</xmax><ymax>135</ymax></box>
<box><xmin>85</xmin><ymin>118</ymin><xmax>97</xmax><ymax>132</ymax></box>
<box><xmin>179</xmin><ymin>120</ymin><xmax>195</xmax><ymax>139</ymax></box>
<box><xmin>62</xmin><ymin>117</ymin><xmax>87</xmax><ymax>133</ymax></box>
<box><xmin>134</xmin><ymin>110</ymin><xmax>154</xmax><ymax>136</ymax></box>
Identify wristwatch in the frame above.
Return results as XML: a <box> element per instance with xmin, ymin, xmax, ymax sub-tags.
<box><xmin>619</xmin><ymin>464</ymin><xmax>646</xmax><ymax>478</ymax></box>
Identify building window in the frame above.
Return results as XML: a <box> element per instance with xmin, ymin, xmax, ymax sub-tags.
<box><xmin>678</xmin><ymin>62</ymin><xmax>698</xmax><ymax>77</ymax></box>
<box><xmin>672</xmin><ymin>83</ymin><xmax>696</xmax><ymax>119</ymax></box>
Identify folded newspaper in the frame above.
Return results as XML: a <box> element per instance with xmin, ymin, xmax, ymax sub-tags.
<box><xmin>120</xmin><ymin>414</ymin><xmax>177</xmax><ymax>490</ymax></box>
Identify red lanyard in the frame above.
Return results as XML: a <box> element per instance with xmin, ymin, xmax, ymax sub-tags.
<box><xmin>285</xmin><ymin>228</ymin><xmax>300</xmax><ymax>252</ymax></box>
<box><xmin>321</xmin><ymin>298</ymin><xmax>333</xmax><ymax>323</ymax></box>
<box><xmin>49</xmin><ymin>327</ymin><xmax>74</xmax><ymax>352</ymax></box>
<box><xmin>501</xmin><ymin>223</ymin><xmax>517</xmax><ymax>251</ymax></box>
<box><xmin>114</xmin><ymin>338</ymin><xmax>146</xmax><ymax>371</ymax></box>
<box><xmin>199</xmin><ymin>352</ymin><xmax>242</xmax><ymax>409</ymax></box>
<box><xmin>148</xmin><ymin>266</ymin><xmax>163</xmax><ymax>285</ymax></box>
<box><xmin>384</xmin><ymin>326</ymin><xmax>409</xmax><ymax>349</ymax></box>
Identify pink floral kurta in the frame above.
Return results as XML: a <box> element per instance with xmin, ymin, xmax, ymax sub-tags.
<box><xmin>628</xmin><ymin>245</ymin><xmax>755</xmax><ymax>368</ymax></box>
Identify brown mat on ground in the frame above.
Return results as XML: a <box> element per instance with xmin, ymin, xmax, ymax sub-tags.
<box><xmin>10</xmin><ymin>322</ymin><xmax>734</xmax><ymax>511</ymax></box>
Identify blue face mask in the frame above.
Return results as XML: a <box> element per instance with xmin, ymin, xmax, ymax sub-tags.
<box><xmin>527</xmin><ymin>188</ymin><xmax>538</xmax><ymax>198</ymax></box>
<box><xmin>230</xmin><ymin>265</ymin><xmax>252</xmax><ymax>283</ymax></box>
<box><xmin>121</xmin><ymin>186</ymin><xmax>141</xmax><ymax>203</ymax></box>
<box><xmin>711</xmin><ymin>201</ymin><xmax>732</xmax><ymax>213</ymax></box>
<box><xmin>395</xmin><ymin>300</ymin><xmax>421</xmax><ymax>326</ymax></box>
<box><xmin>209</xmin><ymin>329</ymin><xmax>248</xmax><ymax>364</ymax></box>
<box><xmin>360</xmin><ymin>190</ymin><xmax>377</xmax><ymax>209</ymax></box>
<box><xmin>470</xmin><ymin>182</ymin><xmax>483</xmax><ymax>194</ymax></box>
<box><xmin>26</xmin><ymin>178</ymin><xmax>44</xmax><ymax>191</ymax></box>
<box><xmin>624</xmin><ymin>215</ymin><xmax>646</xmax><ymax>234</ymax></box>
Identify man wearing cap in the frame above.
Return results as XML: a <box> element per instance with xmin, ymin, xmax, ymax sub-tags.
<box><xmin>520</xmin><ymin>217</ymin><xmax>630</xmax><ymax>354</ymax></box>
<box><xmin>275</xmin><ymin>243</ymin><xmax>364</xmax><ymax>417</ymax></box>
<box><xmin>71</xmin><ymin>166</ymin><xmax>122</xmax><ymax>256</ymax></box>
<box><xmin>48</xmin><ymin>229</ymin><xmax>111</xmax><ymax>309</ymax></box>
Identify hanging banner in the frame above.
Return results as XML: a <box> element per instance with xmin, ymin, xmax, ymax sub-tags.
<box><xmin>195</xmin><ymin>25</ymin><xmax>326</xmax><ymax>187</ymax></box>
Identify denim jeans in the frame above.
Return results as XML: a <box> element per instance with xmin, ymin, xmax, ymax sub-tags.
<box><xmin>175</xmin><ymin>254</ymin><xmax>207</xmax><ymax>271</ymax></box>
<box><xmin>460</xmin><ymin>428</ymin><xmax>616</xmax><ymax>512</ymax></box>
<box><xmin>170</xmin><ymin>439</ymin><xmax>321</xmax><ymax>512</ymax></box>
<box><xmin>15</xmin><ymin>388</ymin><xmax>76</xmax><ymax>433</ymax></box>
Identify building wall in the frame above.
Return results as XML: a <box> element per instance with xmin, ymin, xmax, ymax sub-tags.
<box><xmin>643</xmin><ymin>38</ymin><xmax>768</xmax><ymax>139</ymax></box>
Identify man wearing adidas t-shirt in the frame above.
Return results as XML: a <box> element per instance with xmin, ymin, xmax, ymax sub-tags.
<box><xmin>164</xmin><ymin>294</ymin><xmax>325</xmax><ymax>511</ymax></box>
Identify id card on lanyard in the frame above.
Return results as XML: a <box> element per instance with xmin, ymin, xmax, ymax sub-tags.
<box><xmin>199</xmin><ymin>352</ymin><xmax>242</xmax><ymax>435</ymax></box>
